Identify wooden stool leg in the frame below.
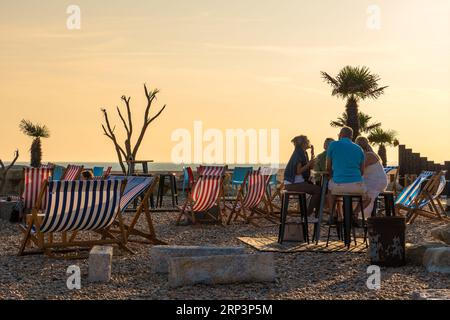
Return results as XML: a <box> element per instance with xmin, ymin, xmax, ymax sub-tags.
<box><xmin>343</xmin><ymin>196</ymin><xmax>352</xmax><ymax>248</ymax></box>
<box><xmin>278</xmin><ymin>193</ymin><xmax>289</xmax><ymax>244</ymax></box>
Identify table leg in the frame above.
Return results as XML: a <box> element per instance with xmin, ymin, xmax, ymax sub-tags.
<box><xmin>316</xmin><ymin>176</ymin><xmax>328</xmax><ymax>243</ymax></box>
<box><xmin>343</xmin><ymin>196</ymin><xmax>352</xmax><ymax>248</ymax></box>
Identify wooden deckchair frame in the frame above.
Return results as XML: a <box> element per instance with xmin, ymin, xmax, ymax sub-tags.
<box><xmin>110</xmin><ymin>176</ymin><xmax>166</xmax><ymax>245</ymax></box>
<box><xmin>176</xmin><ymin>175</ymin><xmax>226</xmax><ymax>225</ymax></box>
<box><xmin>18</xmin><ymin>180</ymin><xmax>131</xmax><ymax>259</ymax></box>
<box><xmin>396</xmin><ymin>171</ymin><xmax>449</xmax><ymax>224</ymax></box>
<box><xmin>225</xmin><ymin>171</ymin><xmax>277</xmax><ymax>226</ymax></box>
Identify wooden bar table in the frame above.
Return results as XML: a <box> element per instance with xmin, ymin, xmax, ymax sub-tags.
<box><xmin>124</xmin><ymin>160</ymin><xmax>154</xmax><ymax>175</ymax></box>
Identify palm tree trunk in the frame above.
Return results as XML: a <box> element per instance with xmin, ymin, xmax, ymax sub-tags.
<box><xmin>377</xmin><ymin>144</ymin><xmax>387</xmax><ymax>167</ymax></box>
<box><xmin>30</xmin><ymin>137</ymin><xmax>42</xmax><ymax>168</ymax></box>
<box><xmin>345</xmin><ymin>97</ymin><xmax>359</xmax><ymax>140</ymax></box>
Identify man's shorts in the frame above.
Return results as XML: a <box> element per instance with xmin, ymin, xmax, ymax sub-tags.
<box><xmin>328</xmin><ymin>179</ymin><xmax>368</xmax><ymax>197</ymax></box>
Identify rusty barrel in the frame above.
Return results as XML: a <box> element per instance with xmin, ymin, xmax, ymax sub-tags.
<box><xmin>367</xmin><ymin>216</ymin><xmax>406</xmax><ymax>267</ymax></box>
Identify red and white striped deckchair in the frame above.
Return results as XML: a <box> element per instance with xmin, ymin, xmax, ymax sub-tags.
<box><xmin>103</xmin><ymin>166</ymin><xmax>112</xmax><ymax>179</ymax></box>
<box><xmin>225</xmin><ymin>171</ymin><xmax>273</xmax><ymax>225</ymax></box>
<box><xmin>22</xmin><ymin>167</ymin><xmax>53</xmax><ymax>212</ymax></box>
<box><xmin>197</xmin><ymin>165</ymin><xmax>227</xmax><ymax>177</ymax></box>
<box><xmin>62</xmin><ymin>165</ymin><xmax>84</xmax><ymax>181</ymax></box>
<box><xmin>177</xmin><ymin>175</ymin><xmax>224</xmax><ymax>225</ymax></box>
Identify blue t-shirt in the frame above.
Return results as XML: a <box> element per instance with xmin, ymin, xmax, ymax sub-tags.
<box><xmin>326</xmin><ymin>138</ymin><xmax>365</xmax><ymax>184</ymax></box>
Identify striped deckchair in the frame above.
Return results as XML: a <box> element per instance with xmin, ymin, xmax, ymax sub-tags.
<box><xmin>197</xmin><ymin>165</ymin><xmax>227</xmax><ymax>177</ymax></box>
<box><xmin>402</xmin><ymin>171</ymin><xmax>449</xmax><ymax>224</ymax></box>
<box><xmin>384</xmin><ymin>166</ymin><xmax>398</xmax><ymax>174</ymax></box>
<box><xmin>225</xmin><ymin>170</ymin><xmax>274</xmax><ymax>225</ymax></box>
<box><xmin>176</xmin><ymin>175</ymin><xmax>224</xmax><ymax>225</ymax></box>
<box><xmin>62</xmin><ymin>165</ymin><xmax>84</xmax><ymax>181</ymax></box>
<box><xmin>108</xmin><ymin>175</ymin><xmax>165</xmax><ymax>244</ymax></box>
<box><xmin>395</xmin><ymin>171</ymin><xmax>434</xmax><ymax>209</ymax></box>
<box><xmin>22</xmin><ymin>167</ymin><xmax>53</xmax><ymax>213</ymax></box>
<box><xmin>18</xmin><ymin>179</ymin><xmax>129</xmax><ymax>257</ymax></box>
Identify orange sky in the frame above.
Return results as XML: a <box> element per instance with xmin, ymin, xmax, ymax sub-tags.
<box><xmin>0</xmin><ymin>0</ymin><xmax>449</xmax><ymax>165</ymax></box>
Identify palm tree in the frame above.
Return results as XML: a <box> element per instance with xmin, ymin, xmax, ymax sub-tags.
<box><xmin>19</xmin><ymin>120</ymin><xmax>50</xmax><ymax>167</ymax></box>
<box><xmin>330</xmin><ymin>111</ymin><xmax>381</xmax><ymax>134</ymax></box>
<box><xmin>321</xmin><ymin>66</ymin><xmax>388</xmax><ymax>139</ymax></box>
<box><xmin>368</xmin><ymin>128</ymin><xmax>399</xmax><ymax>167</ymax></box>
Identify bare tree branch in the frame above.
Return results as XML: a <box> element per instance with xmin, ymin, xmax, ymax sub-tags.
<box><xmin>101</xmin><ymin>83</ymin><xmax>167</xmax><ymax>173</ymax></box>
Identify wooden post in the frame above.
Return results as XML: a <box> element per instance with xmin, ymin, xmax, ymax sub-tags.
<box><xmin>412</xmin><ymin>153</ymin><xmax>420</xmax><ymax>175</ymax></box>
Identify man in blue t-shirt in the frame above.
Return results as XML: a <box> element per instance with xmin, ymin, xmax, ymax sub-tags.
<box><xmin>326</xmin><ymin>127</ymin><xmax>367</xmax><ymax>196</ymax></box>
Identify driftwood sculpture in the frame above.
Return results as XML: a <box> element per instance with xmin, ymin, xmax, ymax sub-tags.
<box><xmin>0</xmin><ymin>149</ymin><xmax>19</xmax><ymax>194</ymax></box>
<box><xmin>101</xmin><ymin>84</ymin><xmax>166</xmax><ymax>174</ymax></box>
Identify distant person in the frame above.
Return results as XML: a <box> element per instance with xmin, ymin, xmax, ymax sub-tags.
<box><xmin>314</xmin><ymin>138</ymin><xmax>335</xmax><ymax>182</ymax></box>
<box><xmin>326</xmin><ymin>127</ymin><xmax>368</xmax><ymax>220</ymax></box>
<box><xmin>81</xmin><ymin>170</ymin><xmax>93</xmax><ymax>180</ymax></box>
<box><xmin>355</xmin><ymin>136</ymin><xmax>388</xmax><ymax>216</ymax></box>
<box><xmin>284</xmin><ymin>135</ymin><xmax>321</xmax><ymax>219</ymax></box>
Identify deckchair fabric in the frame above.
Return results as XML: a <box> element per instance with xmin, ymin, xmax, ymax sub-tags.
<box><xmin>198</xmin><ymin>165</ymin><xmax>226</xmax><ymax>177</ymax></box>
<box><xmin>417</xmin><ymin>174</ymin><xmax>447</xmax><ymax>208</ymax></box>
<box><xmin>108</xmin><ymin>176</ymin><xmax>154</xmax><ymax>211</ymax></box>
<box><xmin>395</xmin><ymin>171</ymin><xmax>434</xmax><ymax>207</ymax></box>
<box><xmin>191</xmin><ymin>176</ymin><xmax>222</xmax><ymax>212</ymax></box>
<box><xmin>23</xmin><ymin>167</ymin><xmax>53</xmax><ymax>211</ymax></box>
<box><xmin>242</xmin><ymin>172</ymin><xmax>271</xmax><ymax>209</ymax></box>
<box><xmin>40</xmin><ymin>180</ymin><xmax>122</xmax><ymax>233</ymax></box>
<box><xmin>93</xmin><ymin>167</ymin><xmax>104</xmax><ymax>178</ymax></box>
<box><xmin>384</xmin><ymin>166</ymin><xmax>398</xmax><ymax>174</ymax></box>
<box><xmin>103</xmin><ymin>166</ymin><xmax>112</xmax><ymax>179</ymax></box>
<box><xmin>63</xmin><ymin>165</ymin><xmax>84</xmax><ymax>181</ymax></box>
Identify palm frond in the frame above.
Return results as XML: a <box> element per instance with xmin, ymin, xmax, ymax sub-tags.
<box><xmin>19</xmin><ymin>119</ymin><xmax>50</xmax><ymax>138</ymax></box>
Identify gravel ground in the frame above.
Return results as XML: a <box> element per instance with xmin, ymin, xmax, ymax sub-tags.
<box><xmin>0</xmin><ymin>202</ymin><xmax>449</xmax><ymax>300</ymax></box>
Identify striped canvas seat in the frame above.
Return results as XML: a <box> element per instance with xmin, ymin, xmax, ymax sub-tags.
<box><xmin>105</xmin><ymin>175</ymin><xmax>164</xmax><ymax>244</ymax></box>
<box><xmin>395</xmin><ymin>171</ymin><xmax>434</xmax><ymax>208</ymax></box>
<box><xmin>225</xmin><ymin>170</ymin><xmax>274</xmax><ymax>225</ymax></box>
<box><xmin>40</xmin><ymin>180</ymin><xmax>123</xmax><ymax>233</ymax></box>
<box><xmin>177</xmin><ymin>174</ymin><xmax>225</xmax><ymax>225</ymax></box>
<box><xmin>108</xmin><ymin>176</ymin><xmax>154</xmax><ymax>211</ymax></box>
<box><xmin>197</xmin><ymin>165</ymin><xmax>226</xmax><ymax>177</ymax></box>
<box><xmin>241</xmin><ymin>172</ymin><xmax>271</xmax><ymax>209</ymax></box>
<box><xmin>416</xmin><ymin>173</ymin><xmax>447</xmax><ymax>209</ymax></box>
<box><xmin>62</xmin><ymin>165</ymin><xmax>84</xmax><ymax>181</ymax></box>
<box><xmin>190</xmin><ymin>176</ymin><xmax>222</xmax><ymax>212</ymax></box>
<box><xmin>23</xmin><ymin>167</ymin><xmax>53</xmax><ymax>211</ymax></box>
<box><xmin>384</xmin><ymin>166</ymin><xmax>398</xmax><ymax>174</ymax></box>
<box><xmin>93</xmin><ymin>166</ymin><xmax>113</xmax><ymax>181</ymax></box>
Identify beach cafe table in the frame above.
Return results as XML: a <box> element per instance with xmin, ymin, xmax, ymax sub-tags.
<box><xmin>124</xmin><ymin>160</ymin><xmax>154</xmax><ymax>175</ymax></box>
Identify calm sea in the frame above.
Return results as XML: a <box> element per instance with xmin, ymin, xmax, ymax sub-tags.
<box><xmin>12</xmin><ymin>162</ymin><xmax>287</xmax><ymax>172</ymax></box>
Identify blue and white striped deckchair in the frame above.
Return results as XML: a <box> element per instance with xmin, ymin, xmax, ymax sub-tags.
<box><xmin>107</xmin><ymin>176</ymin><xmax>165</xmax><ymax>244</ymax></box>
<box><xmin>18</xmin><ymin>179</ymin><xmax>128</xmax><ymax>257</ymax></box>
<box><xmin>383</xmin><ymin>166</ymin><xmax>398</xmax><ymax>175</ymax></box>
<box><xmin>395</xmin><ymin>171</ymin><xmax>434</xmax><ymax>208</ymax></box>
<box><xmin>406</xmin><ymin>171</ymin><xmax>449</xmax><ymax>224</ymax></box>
<box><xmin>395</xmin><ymin>171</ymin><xmax>449</xmax><ymax>224</ymax></box>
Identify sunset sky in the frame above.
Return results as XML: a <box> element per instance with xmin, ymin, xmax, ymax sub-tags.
<box><xmin>1</xmin><ymin>0</ymin><xmax>449</xmax><ymax>165</ymax></box>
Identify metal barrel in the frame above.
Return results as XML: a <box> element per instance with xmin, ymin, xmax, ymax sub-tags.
<box><xmin>367</xmin><ymin>216</ymin><xmax>406</xmax><ymax>267</ymax></box>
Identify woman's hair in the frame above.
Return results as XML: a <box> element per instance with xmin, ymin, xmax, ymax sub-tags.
<box><xmin>291</xmin><ymin>135</ymin><xmax>309</xmax><ymax>149</ymax></box>
<box><xmin>81</xmin><ymin>170</ymin><xmax>93</xmax><ymax>180</ymax></box>
<box><xmin>355</xmin><ymin>136</ymin><xmax>374</xmax><ymax>153</ymax></box>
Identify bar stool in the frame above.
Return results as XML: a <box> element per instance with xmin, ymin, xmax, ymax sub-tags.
<box><xmin>278</xmin><ymin>191</ymin><xmax>309</xmax><ymax>244</ymax></box>
<box><xmin>326</xmin><ymin>193</ymin><xmax>367</xmax><ymax>248</ymax></box>
<box><xmin>156</xmin><ymin>173</ymin><xmax>178</xmax><ymax>208</ymax></box>
<box><xmin>372</xmin><ymin>191</ymin><xmax>396</xmax><ymax>217</ymax></box>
